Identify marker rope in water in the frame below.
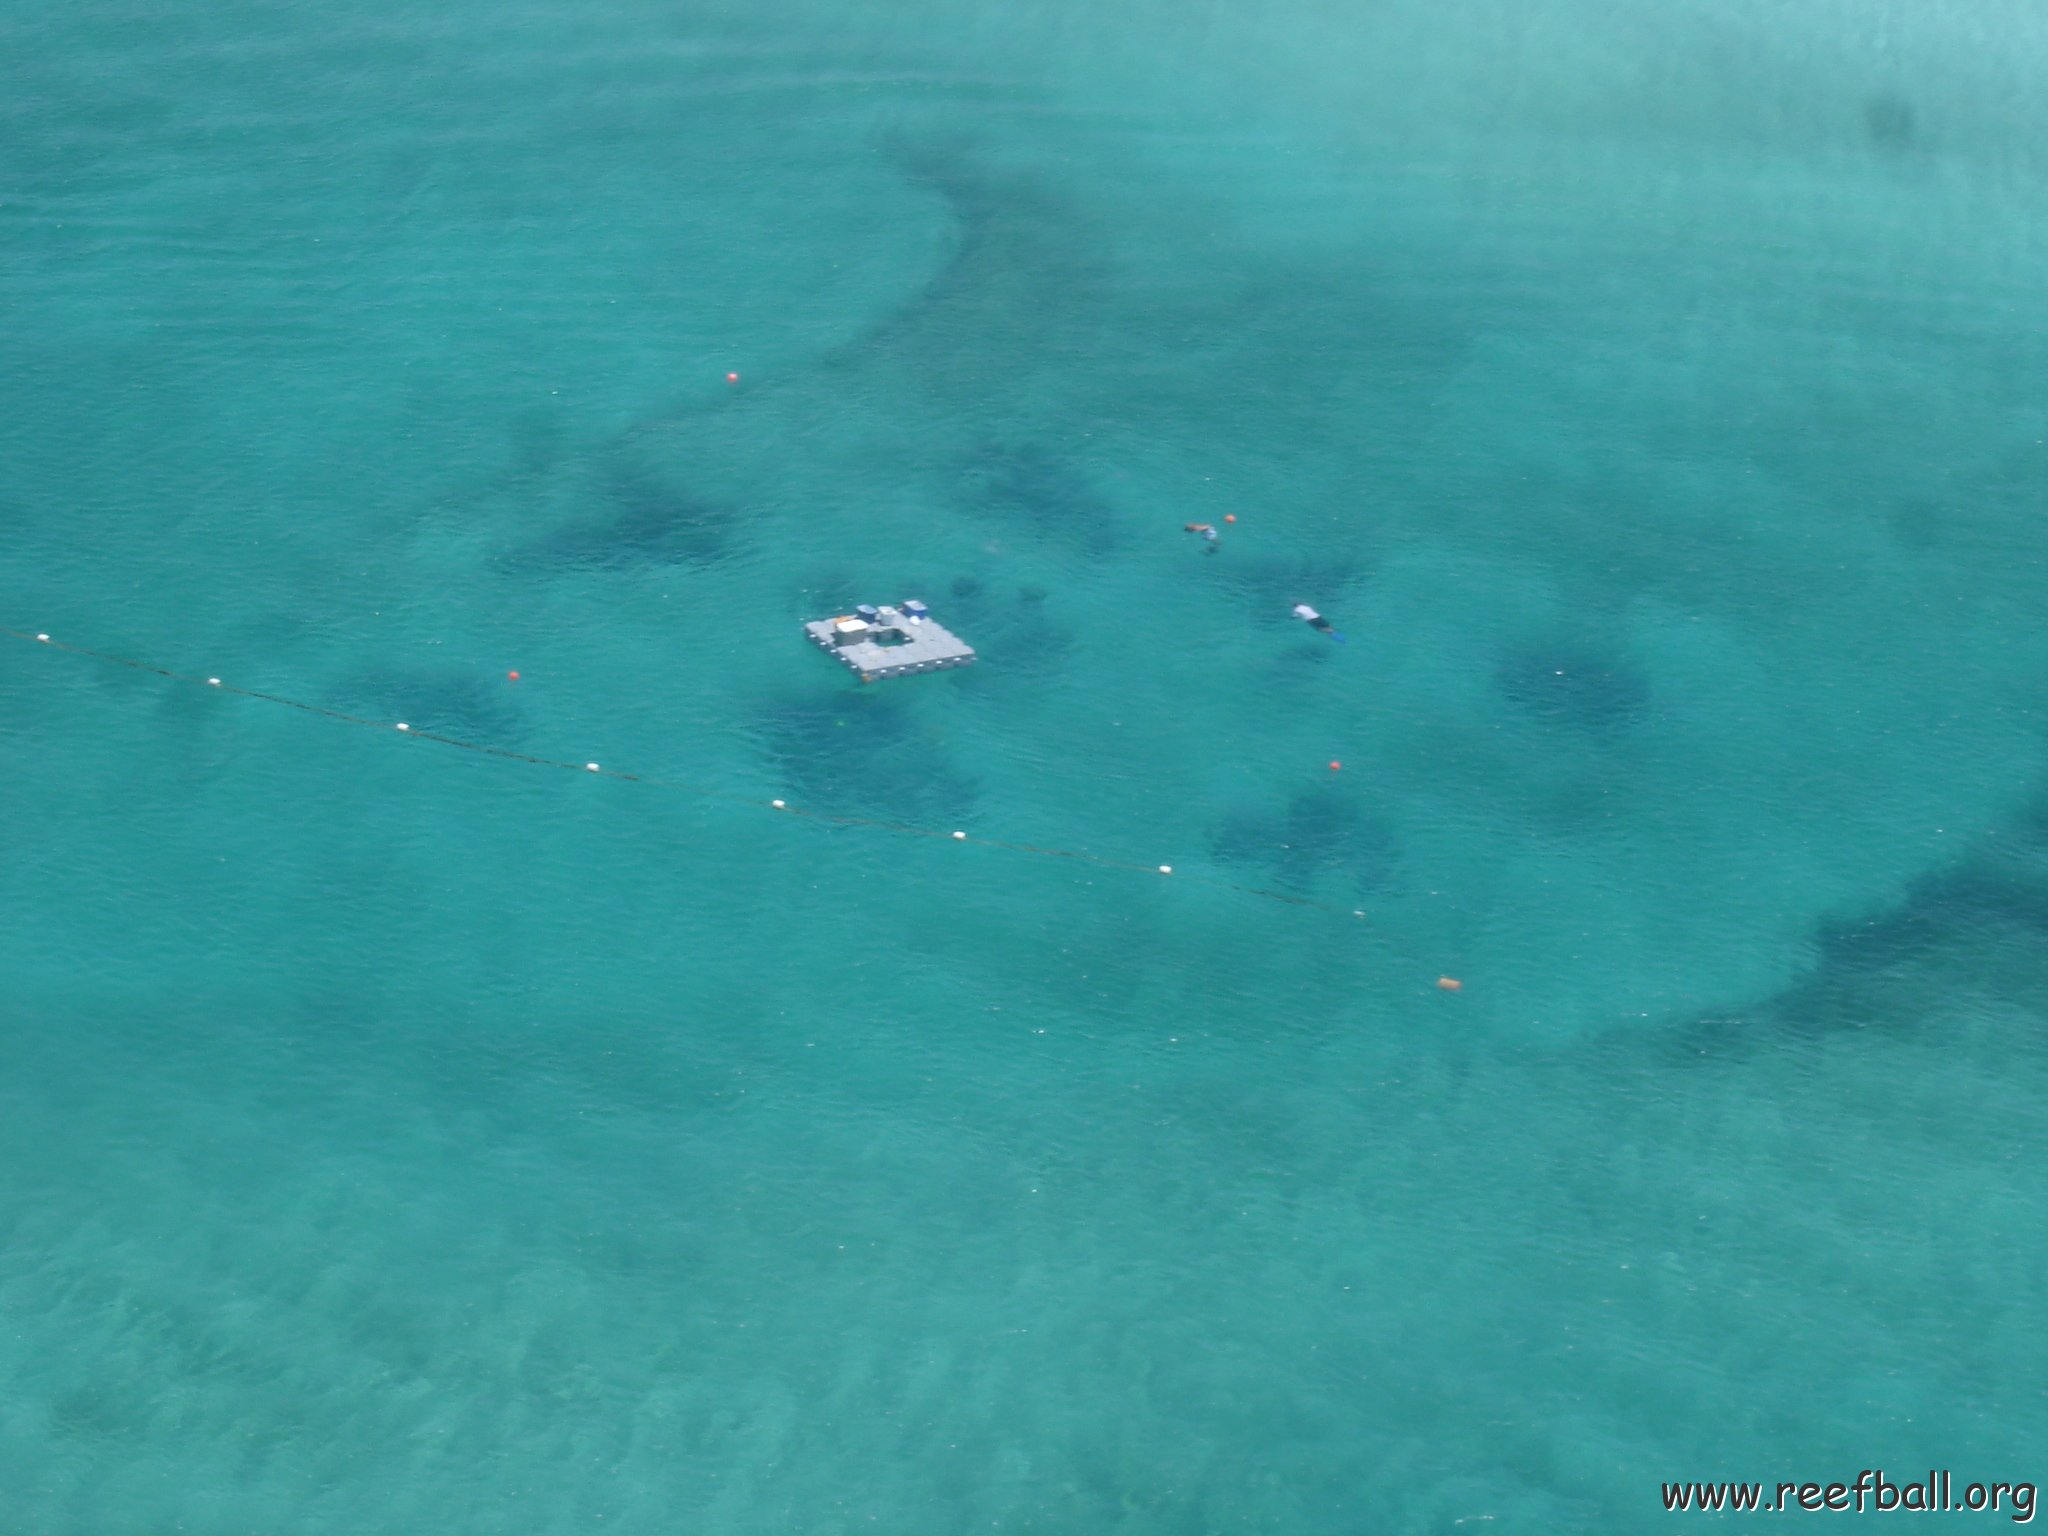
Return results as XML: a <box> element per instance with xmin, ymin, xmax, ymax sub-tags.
<box><xmin>7</xmin><ymin>627</ymin><xmax>1383</xmax><ymax>923</ymax></box>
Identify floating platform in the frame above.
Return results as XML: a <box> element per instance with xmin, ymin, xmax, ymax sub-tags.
<box><xmin>803</xmin><ymin>600</ymin><xmax>976</xmax><ymax>681</ymax></box>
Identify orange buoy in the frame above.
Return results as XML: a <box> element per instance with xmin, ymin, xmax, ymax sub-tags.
<box><xmin>507</xmin><ymin>670</ymin><xmax>520</xmax><ymax>681</ymax></box>
<box><xmin>1224</xmin><ymin>514</ymin><xmax>1237</xmax><ymax>523</ymax></box>
<box><xmin>1437</xmin><ymin>977</ymin><xmax>1462</xmax><ymax>992</ymax></box>
<box><xmin>1328</xmin><ymin>760</ymin><xmax>1342</xmax><ymax>771</ymax></box>
<box><xmin>726</xmin><ymin>372</ymin><xmax>740</xmax><ymax>383</ymax></box>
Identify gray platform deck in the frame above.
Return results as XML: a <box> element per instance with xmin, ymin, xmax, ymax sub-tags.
<box><xmin>803</xmin><ymin>603</ymin><xmax>976</xmax><ymax>681</ymax></box>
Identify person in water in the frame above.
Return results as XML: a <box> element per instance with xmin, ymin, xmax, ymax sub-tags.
<box><xmin>1184</xmin><ymin>522</ymin><xmax>1220</xmax><ymax>553</ymax></box>
<box><xmin>1292</xmin><ymin>603</ymin><xmax>1345</xmax><ymax>641</ymax></box>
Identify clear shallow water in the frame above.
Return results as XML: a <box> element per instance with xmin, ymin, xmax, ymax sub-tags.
<box><xmin>4</xmin><ymin>0</ymin><xmax>2047</xmax><ymax>1529</ymax></box>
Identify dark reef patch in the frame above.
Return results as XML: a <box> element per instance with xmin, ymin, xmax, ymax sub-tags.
<box><xmin>910</xmin><ymin>570</ymin><xmax>1073</xmax><ymax>684</ymax></box>
<box><xmin>333</xmin><ymin>665</ymin><xmax>527</xmax><ymax>745</ymax></box>
<box><xmin>1494</xmin><ymin>646</ymin><xmax>1651</xmax><ymax>732</ymax></box>
<box><xmin>1886</xmin><ymin>498</ymin><xmax>1945</xmax><ymax>552</ymax></box>
<box><xmin>499</xmin><ymin>459</ymin><xmax>738</xmax><ymax>575</ymax></box>
<box><xmin>1209</xmin><ymin>785</ymin><xmax>1400</xmax><ymax>894</ymax></box>
<box><xmin>957</xmin><ymin>441</ymin><xmax>1120</xmax><ymax>554</ymax></box>
<box><xmin>1659</xmin><ymin>791</ymin><xmax>2048</xmax><ymax>1064</ymax></box>
<box><xmin>1863</xmin><ymin>92</ymin><xmax>1917</xmax><ymax>153</ymax></box>
<box><xmin>751</xmin><ymin>691</ymin><xmax>979</xmax><ymax>825</ymax></box>
<box><xmin>797</xmin><ymin>135</ymin><xmax>1119</xmax><ymax>418</ymax></box>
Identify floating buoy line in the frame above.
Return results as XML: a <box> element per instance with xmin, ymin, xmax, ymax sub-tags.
<box><xmin>5</xmin><ymin>626</ymin><xmax>1393</xmax><ymax>924</ymax></box>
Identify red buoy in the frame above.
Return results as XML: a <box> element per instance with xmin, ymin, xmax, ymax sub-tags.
<box><xmin>507</xmin><ymin>671</ymin><xmax>520</xmax><ymax>681</ymax></box>
<box><xmin>726</xmin><ymin>372</ymin><xmax>740</xmax><ymax>384</ymax></box>
<box><xmin>1328</xmin><ymin>760</ymin><xmax>1342</xmax><ymax>771</ymax></box>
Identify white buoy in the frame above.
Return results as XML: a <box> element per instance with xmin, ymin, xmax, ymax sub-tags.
<box><xmin>396</xmin><ymin>722</ymin><xmax>410</xmax><ymax>732</ymax></box>
<box><xmin>35</xmin><ymin>634</ymin><xmax>49</xmax><ymax>643</ymax></box>
<box><xmin>771</xmin><ymin>799</ymin><xmax>786</xmax><ymax>809</ymax></box>
<box><xmin>207</xmin><ymin>678</ymin><xmax>222</xmax><ymax>687</ymax></box>
<box><xmin>1158</xmin><ymin>864</ymin><xmax>1173</xmax><ymax>875</ymax></box>
<box><xmin>952</xmin><ymin>831</ymin><xmax>967</xmax><ymax>840</ymax></box>
<box><xmin>585</xmin><ymin>762</ymin><xmax>600</xmax><ymax>772</ymax></box>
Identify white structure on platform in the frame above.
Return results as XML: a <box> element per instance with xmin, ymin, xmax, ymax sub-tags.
<box><xmin>803</xmin><ymin>600</ymin><xmax>976</xmax><ymax>682</ymax></box>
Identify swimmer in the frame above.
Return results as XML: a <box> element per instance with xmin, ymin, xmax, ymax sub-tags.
<box><xmin>1292</xmin><ymin>603</ymin><xmax>1347</xmax><ymax>643</ymax></box>
<box><xmin>1184</xmin><ymin>522</ymin><xmax>1220</xmax><ymax>553</ymax></box>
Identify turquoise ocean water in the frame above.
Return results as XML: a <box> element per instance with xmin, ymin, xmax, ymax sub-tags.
<box><xmin>5</xmin><ymin>0</ymin><xmax>2048</xmax><ymax>1528</ymax></box>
